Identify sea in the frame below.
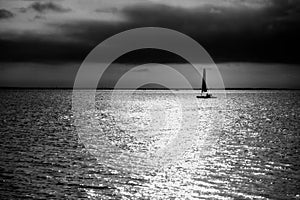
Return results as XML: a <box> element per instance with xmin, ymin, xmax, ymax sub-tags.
<box><xmin>0</xmin><ymin>89</ymin><xmax>299</xmax><ymax>200</ymax></box>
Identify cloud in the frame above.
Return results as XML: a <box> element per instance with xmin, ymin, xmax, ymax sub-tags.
<box><xmin>34</xmin><ymin>15</ymin><xmax>47</xmax><ymax>20</ymax></box>
<box><xmin>0</xmin><ymin>0</ymin><xmax>300</xmax><ymax>64</ymax></box>
<box><xmin>29</xmin><ymin>2</ymin><xmax>71</xmax><ymax>13</ymax></box>
<box><xmin>0</xmin><ymin>9</ymin><xmax>14</xmax><ymax>19</ymax></box>
<box><xmin>119</xmin><ymin>1</ymin><xmax>300</xmax><ymax>63</ymax></box>
<box><xmin>57</xmin><ymin>1</ymin><xmax>300</xmax><ymax>63</ymax></box>
<box><xmin>95</xmin><ymin>7</ymin><xmax>119</xmax><ymax>13</ymax></box>
<box><xmin>0</xmin><ymin>36</ymin><xmax>90</xmax><ymax>63</ymax></box>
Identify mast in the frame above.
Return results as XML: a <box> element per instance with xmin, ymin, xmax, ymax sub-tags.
<box><xmin>201</xmin><ymin>68</ymin><xmax>207</xmax><ymax>94</ymax></box>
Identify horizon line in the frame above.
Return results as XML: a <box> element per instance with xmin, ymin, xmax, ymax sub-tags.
<box><xmin>0</xmin><ymin>87</ymin><xmax>299</xmax><ymax>90</ymax></box>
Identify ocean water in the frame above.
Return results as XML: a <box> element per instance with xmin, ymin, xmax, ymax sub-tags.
<box><xmin>0</xmin><ymin>90</ymin><xmax>299</xmax><ymax>200</ymax></box>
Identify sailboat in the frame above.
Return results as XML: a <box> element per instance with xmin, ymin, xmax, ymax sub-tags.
<box><xmin>196</xmin><ymin>68</ymin><xmax>213</xmax><ymax>98</ymax></box>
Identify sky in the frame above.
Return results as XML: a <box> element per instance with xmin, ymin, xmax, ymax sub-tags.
<box><xmin>0</xmin><ymin>0</ymin><xmax>299</xmax><ymax>88</ymax></box>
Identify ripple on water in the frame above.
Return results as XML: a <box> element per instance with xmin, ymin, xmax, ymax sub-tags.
<box><xmin>0</xmin><ymin>90</ymin><xmax>299</xmax><ymax>199</ymax></box>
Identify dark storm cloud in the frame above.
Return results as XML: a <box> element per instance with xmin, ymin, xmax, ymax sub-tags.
<box><xmin>29</xmin><ymin>2</ymin><xmax>71</xmax><ymax>13</ymax></box>
<box><xmin>0</xmin><ymin>20</ymin><xmax>125</xmax><ymax>63</ymax></box>
<box><xmin>0</xmin><ymin>9</ymin><xmax>14</xmax><ymax>19</ymax></box>
<box><xmin>120</xmin><ymin>1</ymin><xmax>300</xmax><ymax>63</ymax></box>
<box><xmin>1</xmin><ymin>0</ymin><xmax>300</xmax><ymax>64</ymax></box>
<box><xmin>95</xmin><ymin>7</ymin><xmax>119</xmax><ymax>13</ymax></box>
<box><xmin>0</xmin><ymin>36</ymin><xmax>90</xmax><ymax>63</ymax></box>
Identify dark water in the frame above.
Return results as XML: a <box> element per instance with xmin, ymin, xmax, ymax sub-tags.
<box><xmin>0</xmin><ymin>90</ymin><xmax>299</xmax><ymax>199</ymax></box>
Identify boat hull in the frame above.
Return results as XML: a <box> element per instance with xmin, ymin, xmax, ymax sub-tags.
<box><xmin>196</xmin><ymin>94</ymin><xmax>215</xmax><ymax>98</ymax></box>
<box><xmin>196</xmin><ymin>96</ymin><xmax>212</xmax><ymax>99</ymax></box>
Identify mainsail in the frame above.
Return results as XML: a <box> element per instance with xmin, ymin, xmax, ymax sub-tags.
<box><xmin>197</xmin><ymin>68</ymin><xmax>212</xmax><ymax>98</ymax></box>
<box><xmin>201</xmin><ymin>68</ymin><xmax>207</xmax><ymax>93</ymax></box>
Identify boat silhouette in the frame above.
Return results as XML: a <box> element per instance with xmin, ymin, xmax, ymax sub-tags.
<box><xmin>197</xmin><ymin>68</ymin><xmax>213</xmax><ymax>98</ymax></box>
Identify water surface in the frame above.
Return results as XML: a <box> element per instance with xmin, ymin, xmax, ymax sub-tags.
<box><xmin>0</xmin><ymin>90</ymin><xmax>299</xmax><ymax>199</ymax></box>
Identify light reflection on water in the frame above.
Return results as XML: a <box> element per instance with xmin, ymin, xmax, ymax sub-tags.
<box><xmin>0</xmin><ymin>90</ymin><xmax>299</xmax><ymax>199</ymax></box>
